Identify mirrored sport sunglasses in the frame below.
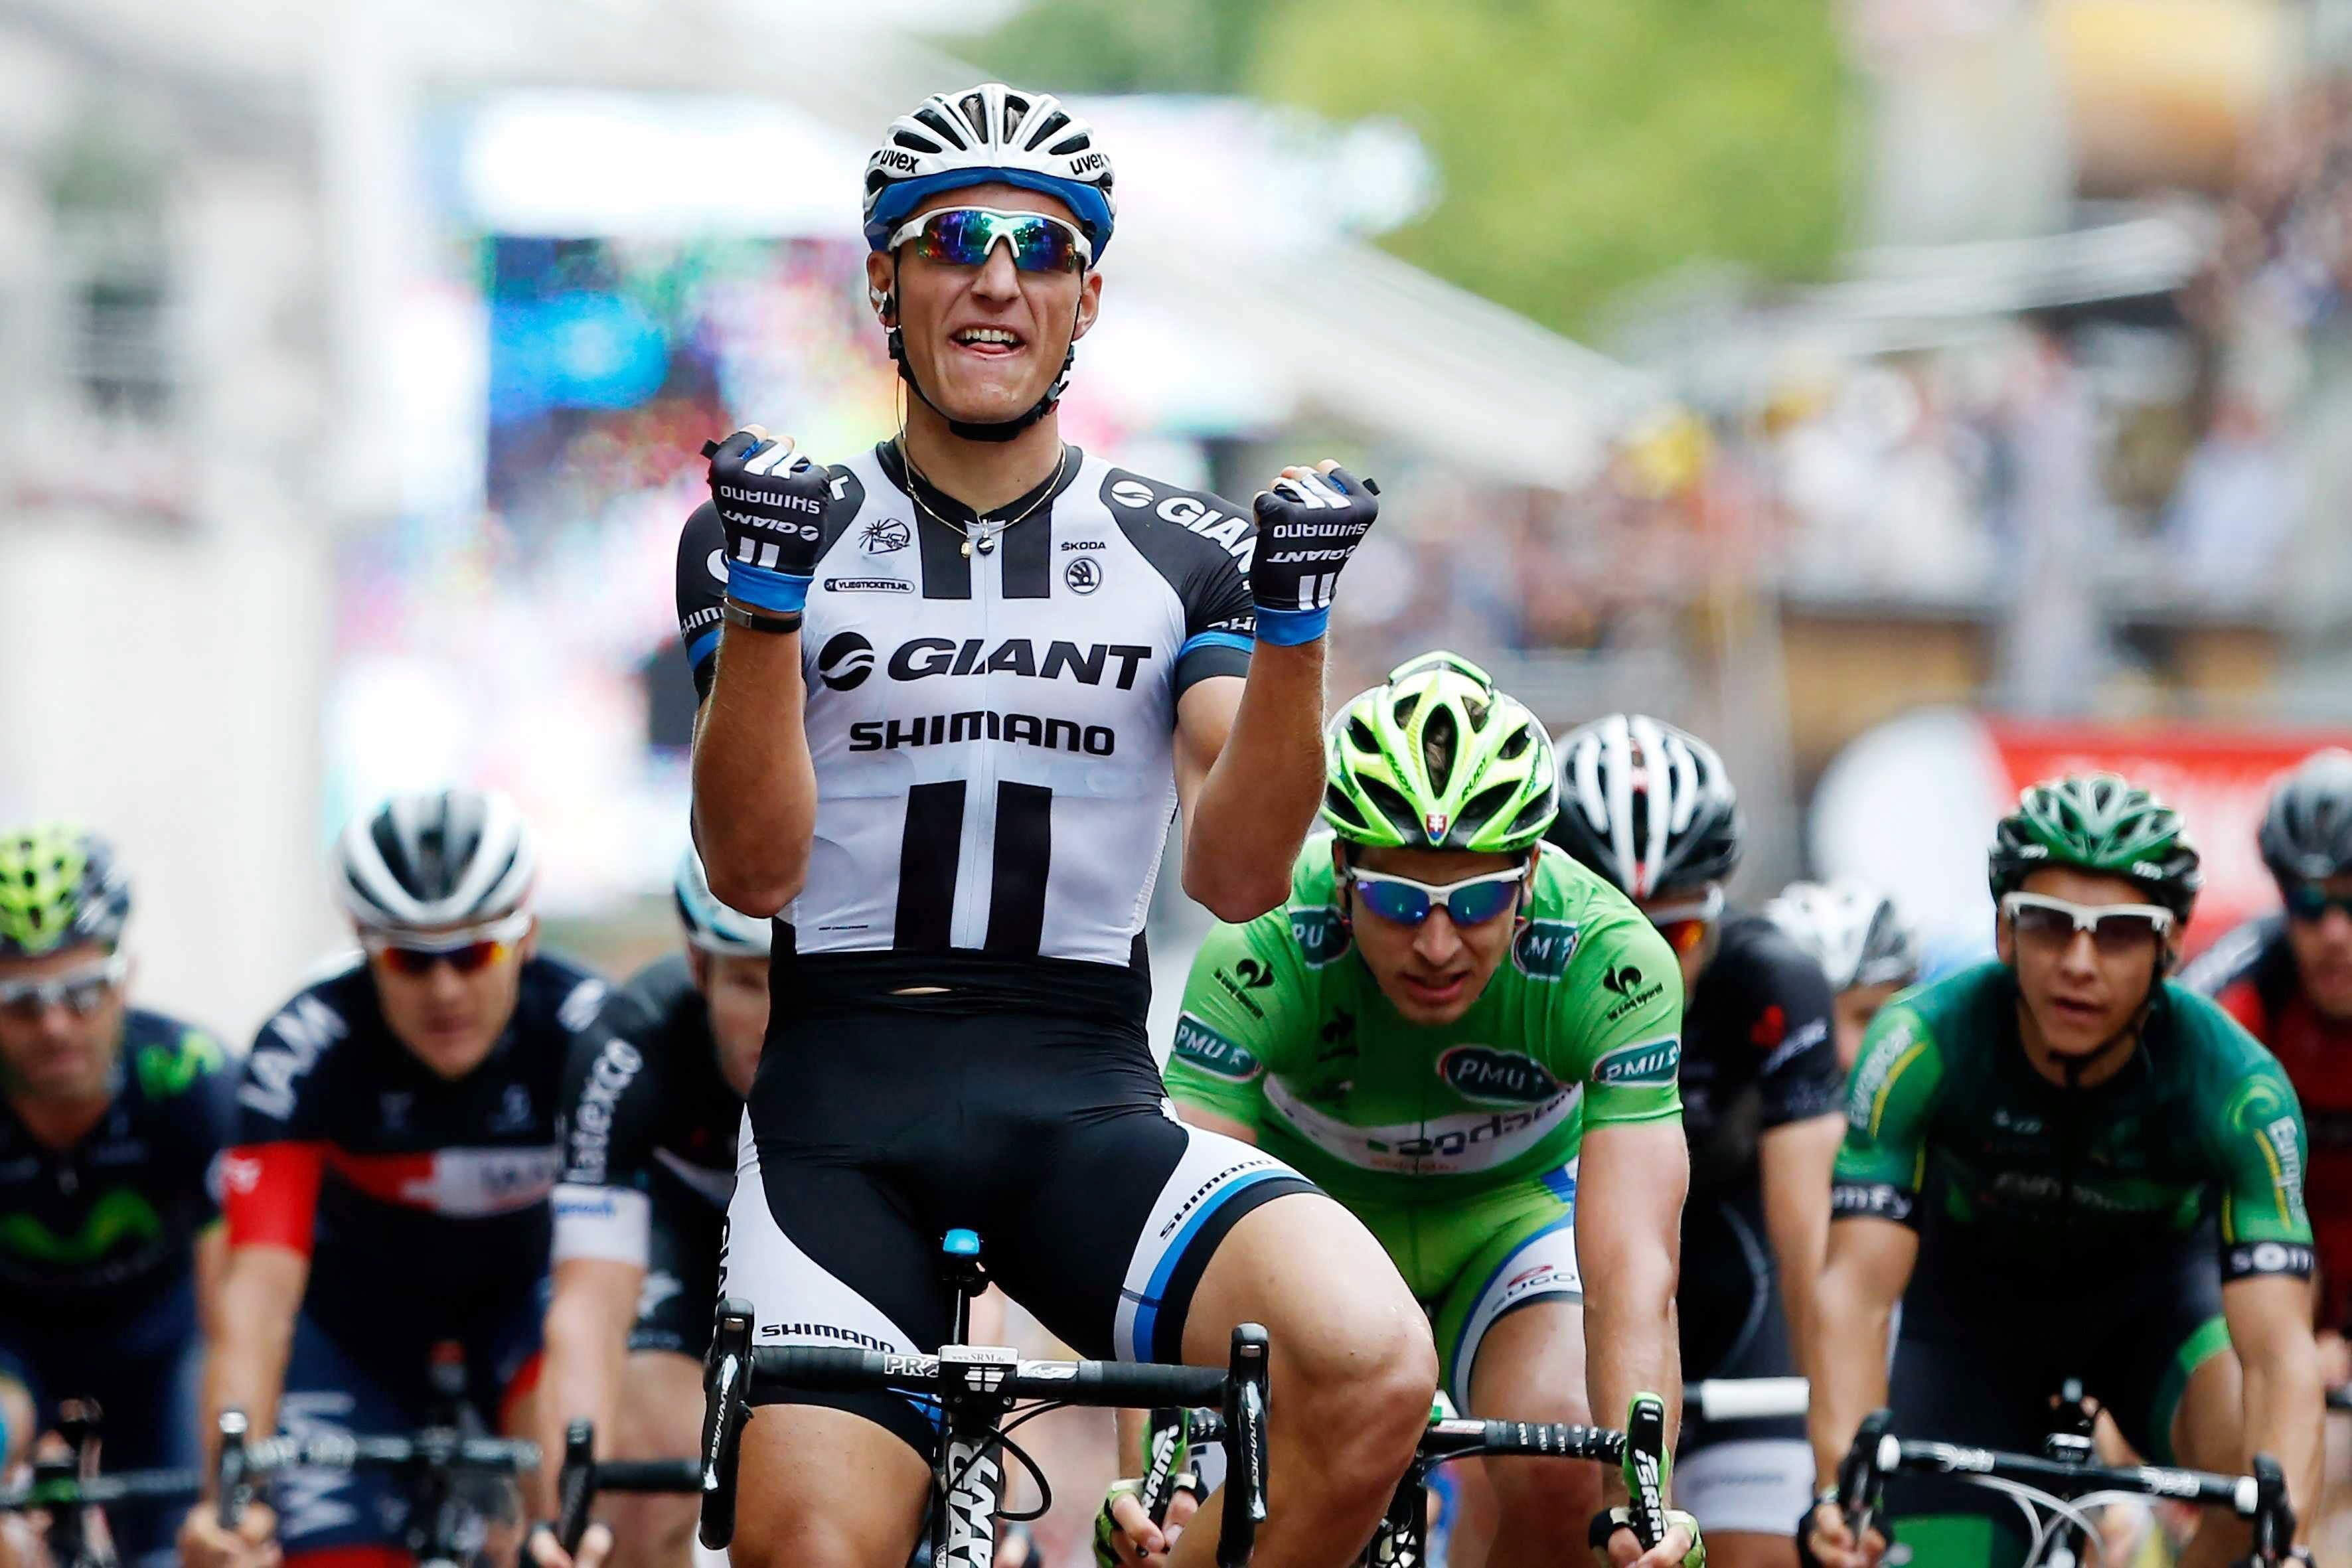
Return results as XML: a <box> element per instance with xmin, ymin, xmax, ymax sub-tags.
<box><xmin>0</xmin><ymin>954</ymin><xmax>128</xmax><ymax>1019</ymax></box>
<box><xmin>362</xmin><ymin>911</ymin><xmax>532</xmax><ymax>978</ymax></box>
<box><xmin>2001</xmin><ymin>892</ymin><xmax>2173</xmax><ymax>953</ymax></box>
<box><xmin>1348</xmin><ymin>867</ymin><xmax>1525</xmax><ymax>929</ymax></box>
<box><xmin>1642</xmin><ymin>886</ymin><xmax>1725</xmax><ymax>955</ymax></box>
<box><xmin>885</xmin><ymin>206</ymin><xmax>1094</xmax><ymax>274</ymax></box>
<box><xmin>2284</xmin><ymin>882</ymin><xmax>2352</xmax><ymax>923</ymax></box>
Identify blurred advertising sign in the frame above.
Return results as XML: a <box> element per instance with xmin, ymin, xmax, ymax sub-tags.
<box><xmin>1812</xmin><ymin>708</ymin><xmax>2351</xmax><ymax>968</ymax></box>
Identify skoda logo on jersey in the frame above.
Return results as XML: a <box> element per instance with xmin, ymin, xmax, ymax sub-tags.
<box><xmin>817</xmin><ymin>632</ymin><xmax>876</xmax><ymax>691</ymax></box>
<box><xmin>861</xmin><ymin>518</ymin><xmax>911</xmax><ymax>555</ymax></box>
<box><xmin>1065</xmin><ymin>557</ymin><xmax>1102</xmax><ymax>595</ymax></box>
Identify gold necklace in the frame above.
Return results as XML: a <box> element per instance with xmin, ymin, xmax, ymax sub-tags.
<box><xmin>899</xmin><ymin>441</ymin><xmax>1070</xmax><ymax>558</ymax></box>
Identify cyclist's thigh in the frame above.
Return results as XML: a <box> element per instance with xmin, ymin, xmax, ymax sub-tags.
<box><xmin>723</xmin><ymin>1105</ymin><xmax>953</xmax><ymax>1461</ymax></box>
<box><xmin>2083</xmin><ymin>1232</ymin><xmax>2231</xmax><ymax>1466</ymax></box>
<box><xmin>1440</xmin><ymin>1172</ymin><xmax>1583</xmax><ymax>1417</ymax></box>
<box><xmin>275</xmin><ymin>1312</ymin><xmax>420</xmax><ymax>1559</ymax></box>
<box><xmin>730</xmin><ymin>1404</ymin><xmax>930</xmax><ymax>1568</ymax></box>
<box><xmin>615</xmin><ymin>1350</ymin><xmax>703</xmax><ymax>1461</ymax></box>
<box><xmin>1676</xmin><ymin>1189</ymin><xmax>1812</xmax><ymax>1543</ymax></box>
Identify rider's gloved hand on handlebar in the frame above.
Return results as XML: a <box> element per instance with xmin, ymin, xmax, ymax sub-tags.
<box><xmin>177</xmin><ymin>1500</ymin><xmax>279</xmax><ymax>1568</ymax></box>
<box><xmin>1798</xmin><ymin>1494</ymin><xmax>1885</xmax><ymax>1568</ymax></box>
<box><xmin>1588</xmin><ymin>1505</ymin><xmax>1705</xmax><ymax>1567</ymax></box>
<box><xmin>1093</xmin><ymin>1474</ymin><xmax>1200</xmax><ymax>1568</ymax></box>
<box><xmin>524</xmin><ymin>1519</ymin><xmax>613</xmax><ymax>1568</ymax></box>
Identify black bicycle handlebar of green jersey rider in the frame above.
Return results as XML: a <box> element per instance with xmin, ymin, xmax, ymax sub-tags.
<box><xmin>698</xmin><ymin>1229</ymin><xmax>1272</xmax><ymax>1568</ymax></box>
<box><xmin>1834</xmin><ymin>1407</ymin><xmax>2295</xmax><ymax>1563</ymax></box>
<box><xmin>1144</xmin><ymin>1396</ymin><xmax>1666</xmax><ymax>1565</ymax></box>
<box><xmin>0</xmin><ymin>1401</ymin><xmax>203</xmax><ymax>1568</ymax></box>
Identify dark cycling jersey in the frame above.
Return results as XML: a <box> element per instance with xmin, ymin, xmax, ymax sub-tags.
<box><xmin>2185</xmin><ymin>915</ymin><xmax>2352</xmax><ymax>1324</ymax></box>
<box><xmin>1836</xmin><ymin>962</ymin><xmax>2313</xmax><ymax>1275</ymax></box>
<box><xmin>676</xmin><ymin>441</ymin><xmax>1256</xmax><ymax>1022</ymax></box>
<box><xmin>552</xmin><ymin>955</ymin><xmax>738</xmax><ymax>1270</ymax></box>
<box><xmin>226</xmin><ymin>955</ymin><xmax>609</xmax><ymax>1335</ymax></box>
<box><xmin>0</xmin><ymin>1008</ymin><xmax>232</xmax><ymax>1305</ymax></box>
<box><xmin>1681</xmin><ymin>912</ymin><xmax>1842</xmax><ymax>1196</ymax></box>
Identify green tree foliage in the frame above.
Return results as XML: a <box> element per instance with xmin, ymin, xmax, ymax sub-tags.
<box><xmin>966</xmin><ymin>0</ymin><xmax>1847</xmax><ymax>335</ymax></box>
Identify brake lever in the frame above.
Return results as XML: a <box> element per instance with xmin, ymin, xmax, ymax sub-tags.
<box><xmin>556</xmin><ymin>1419</ymin><xmax>596</xmax><ymax>1555</ymax></box>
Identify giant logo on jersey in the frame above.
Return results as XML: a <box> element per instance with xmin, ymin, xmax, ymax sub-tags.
<box><xmin>1438</xmin><ymin>1046</ymin><xmax>1561</xmax><ymax>1106</ymax></box>
<box><xmin>1105</xmin><ymin>475</ymin><xmax>1253</xmax><ymax>562</ymax></box>
<box><xmin>818</xmin><ymin>633</ymin><xmax>877</xmax><ymax>691</ymax></box>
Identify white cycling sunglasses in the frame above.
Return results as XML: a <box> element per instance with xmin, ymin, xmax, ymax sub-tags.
<box><xmin>2001</xmin><ymin>892</ymin><xmax>2173</xmax><ymax>953</ymax></box>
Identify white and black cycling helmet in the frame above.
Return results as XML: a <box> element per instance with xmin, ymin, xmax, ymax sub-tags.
<box><xmin>673</xmin><ymin>846</ymin><xmax>771</xmax><ymax>959</ymax></box>
<box><xmin>863</xmin><ymin>83</ymin><xmax>1117</xmax><ymax>259</ymax></box>
<box><xmin>337</xmin><ymin>788</ymin><xmax>535</xmax><ymax>932</ymax></box>
<box><xmin>1764</xmin><ymin>880</ymin><xmax>1921</xmax><ymax>993</ymax></box>
<box><xmin>2260</xmin><ymin>748</ymin><xmax>2352</xmax><ymax>886</ymax></box>
<box><xmin>1547</xmin><ymin>714</ymin><xmax>1743</xmax><ymax>900</ymax></box>
<box><xmin>864</xmin><ymin>83</ymin><xmax>1116</xmax><ymax>444</ymax></box>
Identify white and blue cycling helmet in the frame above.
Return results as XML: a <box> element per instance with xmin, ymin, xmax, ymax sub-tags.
<box><xmin>862</xmin><ymin>82</ymin><xmax>1117</xmax><ymax>260</ymax></box>
<box><xmin>673</xmin><ymin>848</ymin><xmax>771</xmax><ymax>959</ymax></box>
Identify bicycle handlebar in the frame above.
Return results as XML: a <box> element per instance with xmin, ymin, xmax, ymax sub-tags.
<box><xmin>213</xmin><ymin>1409</ymin><xmax>540</xmax><ymax>1530</ymax></box>
<box><xmin>553</xmin><ymin>1421</ymin><xmax>704</xmax><ymax>1554</ymax></box>
<box><xmin>0</xmin><ymin>1468</ymin><xmax>205</xmax><ymax>1513</ymax></box>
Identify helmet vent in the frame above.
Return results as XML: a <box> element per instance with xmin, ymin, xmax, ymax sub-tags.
<box><xmin>1346</xmin><ymin>714</ymin><xmax>1378</xmax><ymax>752</ymax></box>
<box><xmin>1423</xmin><ymin>706</ymin><xmax>1459</xmax><ymax>794</ymax></box>
<box><xmin>1498</xmin><ymin>723</ymin><xmax>1531</xmax><ymax>761</ymax></box>
<box><xmin>1360</xmin><ymin>775</ymin><xmax>1420</xmax><ymax>838</ymax></box>
<box><xmin>1457</xmin><ymin>782</ymin><xmax>1515</xmax><ymax>844</ymax></box>
<box><xmin>892</xmin><ymin>128</ymin><xmax>943</xmax><ymax>155</ymax></box>
<box><xmin>955</xmin><ymin>92</ymin><xmax>990</xmax><ymax>139</ymax></box>
<box><xmin>914</xmin><ymin>106</ymin><xmax>969</xmax><ymax>151</ymax></box>
<box><xmin>1392</xmin><ymin>692</ymin><xmax>1421</xmax><ymax>724</ymax></box>
<box><xmin>1002</xmin><ymin>95</ymin><xmax>1030</xmax><ymax>140</ymax></box>
<box><xmin>1323</xmin><ymin>783</ymin><xmax>1370</xmax><ymax>832</ymax></box>
<box><xmin>1047</xmin><ymin>131</ymin><xmax>1091</xmax><ymax>156</ymax></box>
<box><xmin>1462</xmin><ymin>694</ymin><xmax>1490</xmax><ymax>729</ymax></box>
<box><xmin>1027</xmin><ymin>110</ymin><xmax>1072</xmax><ymax>149</ymax></box>
<box><xmin>1506</xmin><ymin>795</ymin><xmax>1555</xmax><ymax>839</ymax></box>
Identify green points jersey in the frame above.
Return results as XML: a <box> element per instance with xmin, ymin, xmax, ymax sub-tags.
<box><xmin>1167</xmin><ymin>836</ymin><xmax>1685</xmax><ymax>1209</ymax></box>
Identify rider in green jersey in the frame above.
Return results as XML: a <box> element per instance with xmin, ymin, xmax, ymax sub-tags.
<box><xmin>1107</xmin><ymin>653</ymin><xmax>1700</xmax><ymax>1568</ymax></box>
<box><xmin>1804</xmin><ymin>774</ymin><xmax>2325</xmax><ymax>1568</ymax></box>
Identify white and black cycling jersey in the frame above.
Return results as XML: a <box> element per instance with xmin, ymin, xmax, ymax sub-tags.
<box><xmin>678</xmin><ymin>442</ymin><xmax>1257</xmax><ymax>1008</ymax></box>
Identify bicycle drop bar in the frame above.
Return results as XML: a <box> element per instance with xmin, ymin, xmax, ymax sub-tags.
<box><xmin>0</xmin><ymin>1468</ymin><xmax>204</xmax><ymax>1513</ymax></box>
<box><xmin>555</xmin><ymin>1421</ymin><xmax>704</xmax><ymax>1553</ymax></box>
<box><xmin>214</xmin><ymin>1410</ymin><xmax>540</xmax><ymax>1529</ymax></box>
<box><xmin>698</xmin><ymin>1300</ymin><xmax>1272</xmax><ymax>1568</ymax></box>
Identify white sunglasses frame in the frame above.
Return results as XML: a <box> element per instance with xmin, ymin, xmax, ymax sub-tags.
<box><xmin>884</xmin><ymin>206</ymin><xmax>1095</xmax><ymax>270</ymax></box>
<box><xmin>1346</xmin><ymin>866</ymin><xmax>1529</xmax><ymax>926</ymax></box>
<box><xmin>0</xmin><ymin>952</ymin><xmax>129</xmax><ymax>1013</ymax></box>
<box><xmin>360</xmin><ymin>908</ymin><xmax>534</xmax><ymax>957</ymax></box>
<box><xmin>2000</xmin><ymin>892</ymin><xmax>2174</xmax><ymax>943</ymax></box>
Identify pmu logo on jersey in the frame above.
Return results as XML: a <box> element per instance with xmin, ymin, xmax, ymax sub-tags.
<box><xmin>1172</xmin><ymin>1016</ymin><xmax>1262</xmax><ymax>1083</ymax></box>
<box><xmin>1510</xmin><ymin>919</ymin><xmax>1579</xmax><ymax>980</ymax></box>
<box><xmin>1439</xmin><ymin>1045</ymin><xmax>1561</xmax><ymax>1106</ymax></box>
<box><xmin>1591</xmin><ymin>1035</ymin><xmax>1680</xmax><ymax>1087</ymax></box>
<box><xmin>1291</xmin><ymin>907</ymin><xmax>1350</xmax><ymax>968</ymax></box>
<box><xmin>817</xmin><ymin>632</ymin><xmax>877</xmax><ymax>691</ymax></box>
<box><xmin>1103</xmin><ymin>473</ymin><xmax>1253</xmax><ymax>562</ymax></box>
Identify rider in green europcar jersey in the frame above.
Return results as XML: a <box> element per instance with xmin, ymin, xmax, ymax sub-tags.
<box><xmin>1103</xmin><ymin>654</ymin><xmax>1702</xmax><ymax>1568</ymax></box>
<box><xmin>1804</xmin><ymin>774</ymin><xmax>2325</xmax><ymax>1568</ymax></box>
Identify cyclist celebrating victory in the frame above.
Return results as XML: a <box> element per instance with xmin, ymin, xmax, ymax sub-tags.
<box><xmin>1548</xmin><ymin>716</ymin><xmax>1843</xmax><ymax>1568</ymax></box>
<box><xmin>684</xmin><ymin>83</ymin><xmax>1417</xmax><ymax>1568</ymax></box>
<box><xmin>184</xmin><ymin>790</ymin><xmax>609</xmax><ymax>1568</ymax></box>
<box><xmin>535</xmin><ymin>849</ymin><xmax>767</xmax><ymax>1568</ymax></box>
<box><xmin>1806</xmin><ymin>774</ymin><xmax>2324</xmax><ymax>1568</ymax></box>
<box><xmin>1132</xmin><ymin>653</ymin><xmax>1698</xmax><ymax>1568</ymax></box>
<box><xmin>1763</xmin><ymin>882</ymin><xmax>1922</xmax><ymax>1070</ymax></box>
<box><xmin>2186</xmin><ymin>749</ymin><xmax>2352</xmax><ymax>1366</ymax></box>
<box><xmin>0</xmin><ymin>826</ymin><xmax>233</xmax><ymax>1568</ymax></box>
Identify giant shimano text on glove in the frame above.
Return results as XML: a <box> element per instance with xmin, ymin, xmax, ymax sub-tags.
<box><xmin>1247</xmin><ymin>467</ymin><xmax>1379</xmax><ymax>645</ymax></box>
<box><xmin>703</xmin><ymin>429</ymin><xmax>833</xmax><ymax>615</ymax></box>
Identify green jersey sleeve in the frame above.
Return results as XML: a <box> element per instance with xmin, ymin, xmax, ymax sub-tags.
<box><xmin>2184</xmin><ymin>999</ymin><xmax>2316</xmax><ymax>1275</ymax></box>
<box><xmin>1166</xmin><ymin>910</ymin><xmax>1314</xmax><ymax>1130</ymax></box>
<box><xmin>1832</xmin><ymin>1000</ymin><xmax>1945</xmax><ymax>1227</ymax></box>
<box><xmin>1551</xmin><ymin>911</ymin><xmax>1686</xmax><ymax>1130</ymax></box>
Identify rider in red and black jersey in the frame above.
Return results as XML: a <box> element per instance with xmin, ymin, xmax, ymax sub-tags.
<box><xmin>2184</xmin><ymin>749</ymin><xmax>2352</xmax><ymax>1347</ymax></box>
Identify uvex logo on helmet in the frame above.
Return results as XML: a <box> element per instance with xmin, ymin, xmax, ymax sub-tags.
<box><xmin>817</xmin><ymin>633</ymin><xmax>876</xmax><ymax>691</ymax></box>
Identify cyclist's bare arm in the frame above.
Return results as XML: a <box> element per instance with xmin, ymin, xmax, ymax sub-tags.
<box><xmin>1174</xmin><ymin>661</ymin><xmax>1324</xmax><ymax>925</ymax></box>
<box><xmin>2223</xmin><ymin>1271</ymin><xmax>2324</xmax><ymax>1543</ymax></box>
<box><xmin>1577</xmin><ymin>1119</ymin><xmax>1686</xmax><ymax>1482</ymax></box>
<box><xmin>534</xmin><ymin>1256</ymin><xmax>644</xmax><ymax>1517</ymax></box>
<box><xmin>1758</xmin><ymin>1113</ymin><xmax>1843</xmax><ymax>1381</ymax></box>
<box><xmin>692</xmin><ymin>629</ymin><xmax>816</xmax><ymax>915</ymax></box>
<box><xmin>203</xmin><ymin>1242</ymin><xmax>308</xmax><ymax>1454</ymax></box>
<box><xmin>1806</xmin><ymin>1218</ymin><xmax>1917</xmax><ymax>1485</ymax></box>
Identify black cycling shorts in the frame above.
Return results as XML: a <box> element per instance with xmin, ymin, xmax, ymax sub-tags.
<box><xmin>723</xmin><ymin>994</ymin><xmax>1315</xmax><ymax>1458</ymax></box>
<box><xmin>1676</xmin><ymin>1180</ymin><xmax>1812</xmax><ymax>1535</ymax></box>
<box><xmin>630</xmin><ymin>1166</ymin><xmax>728</xmax><ymax>1360</ymax></box>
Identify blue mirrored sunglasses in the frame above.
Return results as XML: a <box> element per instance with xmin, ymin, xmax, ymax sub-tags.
<box><xmin>885</xmin><ymin>206</ymin><xmax>1093</xmax><ymax>274</ymax></box>
<box><xmin>1348</xmin><ymin>868</ymin><xmax>1525</xmax><ymax>928</ymax></box>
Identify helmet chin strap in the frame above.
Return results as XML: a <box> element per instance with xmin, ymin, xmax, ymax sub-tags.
<box><xmin>884</xmin><ymin>256</ymin><xmax>1079</xmax><ymax>444</ymax></box>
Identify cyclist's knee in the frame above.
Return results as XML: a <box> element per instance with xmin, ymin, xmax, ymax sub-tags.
<box><xmin>1484</xmin><ymin>1446</ymin><xmax>1603</xmax><ymax>1529</ymax></box>
<box><xmin>1284</xmin><ymin>1313</ymin><xmax>1438</xmax><ymax>1496</ymax></box>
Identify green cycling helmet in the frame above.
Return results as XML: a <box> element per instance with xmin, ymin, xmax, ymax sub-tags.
<box><xmin>1322</xmin><ymin>651</ymin><xmax>1558</xmax><ymax>853</ymax></box>
<box><xmin>0</xmin><ymin>823</ymin><xmax>132</xmax><ymax>957</ymax></box>
<box><xmin>1988</xmin><ymin>773</ymin><xmax>2202</xmax><ymax>919</ymax></box>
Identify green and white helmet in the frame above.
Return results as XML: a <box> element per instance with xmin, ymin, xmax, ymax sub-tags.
<box><xmin>1988</xmin><ymin>772</ymin><xmax>2202</xmax><ymax>919</ymax></box>
<box><xmin>1322</xmin><ymin>652</ymin><xmax>1558</xmax><ymax>854</ymax></box>
<box><xmin>0</xmin><ymin>824</ymin><xmax>131</xmax><ymax>957</ymax></box>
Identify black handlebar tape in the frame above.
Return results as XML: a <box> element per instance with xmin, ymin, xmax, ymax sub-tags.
<box><xmin>556</xmin><ymin>1420</ymin><xmax>595</xmax><ymax>1555</ymax></box>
